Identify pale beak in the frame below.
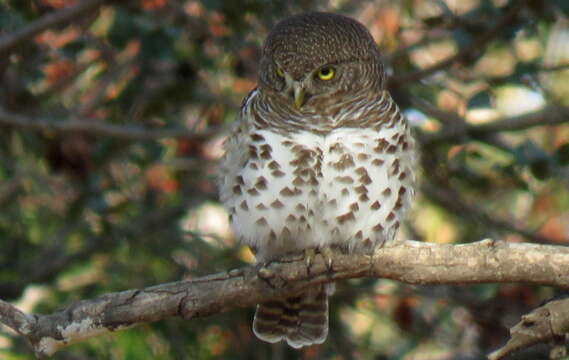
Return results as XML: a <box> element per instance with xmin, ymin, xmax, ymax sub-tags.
<box><xmin>293</xmin><ymin>83</ymin><xmax>305</xmax><ymax>109</ymax></box>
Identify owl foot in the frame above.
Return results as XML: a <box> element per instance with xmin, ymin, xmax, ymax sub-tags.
<box><xmin>305</xmin><ymin>248</ymin><xmax>316</xmax><ymax>269</ymax></box>
<box><xmin>257</xmin><ymin>264</ymin><xmax>274</xmax><ymax>280</ymax></box>
<box><xmin>304</xmin><ymin>247</ymin><xmax>334</xmax><ymax>275</ymax></box>
<box><xmin>320</xmin><ymin>247</ymin><xmax>334</xmax><ymax>271</ymax></box>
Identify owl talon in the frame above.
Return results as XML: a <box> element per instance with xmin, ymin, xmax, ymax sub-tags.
<box><xmin>257</xmin><ymin>264</ymin><xmax>274</xmax><ymax>280</ymax></box>
<box><xmin>305</xmin><ymin>247</ymin><xmax>334</xmax><ymax>274</ymax></box>
<box><xmin>305</xmin><ymin>248</ymin><xmax>316</xmax><ymax>274</ymax></box>
<box><xmin>320</xmin><ymin>247</ymin><xmax>334</xmax><ymax>271</ymax></box>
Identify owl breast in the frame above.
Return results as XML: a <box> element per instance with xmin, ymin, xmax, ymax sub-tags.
<box><xmin>220</xmin><ymin>122</ymin><xmax>415</xmax><ymax>261</ymax></box>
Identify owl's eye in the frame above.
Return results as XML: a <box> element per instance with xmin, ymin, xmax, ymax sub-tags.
<box><xmin>276</xmin><ymin>66</ymin><xmax>285</xmax><ymax>78</ymax></box>
<box><xmin>317</xmin><ymin>66</ymin><xmax>335</xmax><ymax>80</ymax></box>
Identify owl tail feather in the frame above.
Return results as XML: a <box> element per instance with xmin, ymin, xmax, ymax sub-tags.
<box><xmin>253</xmin><ymin>285</ymin><xmax>329</xmax><ymax>348</ymax></box>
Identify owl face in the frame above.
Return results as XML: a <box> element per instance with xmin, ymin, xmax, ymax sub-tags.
<box><xmin>258</xmin><ymin>12</ymin><xmax>385</xmax><ymax>112</ymax></box>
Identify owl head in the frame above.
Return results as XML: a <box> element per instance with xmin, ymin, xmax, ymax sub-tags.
<box><xmin>258</xmin><ymin>12</ymin><xmax>385</xmax><ymax>112</ymax></box>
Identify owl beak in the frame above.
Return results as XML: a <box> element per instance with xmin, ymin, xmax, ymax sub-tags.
<box><xmin>293</xmin><ymin>84</ymin><xmax>305</xmax><ymax>109</ymax></box>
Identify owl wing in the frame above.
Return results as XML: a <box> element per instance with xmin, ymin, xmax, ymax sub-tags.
<box><xmin>217</xmin><ymin>89</ymin><xmax>257</xmax><ymax>206</ymax></box>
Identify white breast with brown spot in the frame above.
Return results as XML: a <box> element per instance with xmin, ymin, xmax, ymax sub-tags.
<box><xmin>226</xmin><ymin>122</ymin><xmax>414</xmax><ymax>262</ymax></box>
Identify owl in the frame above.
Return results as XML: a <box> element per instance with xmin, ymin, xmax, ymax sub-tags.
<box><xmin>218</xmin><ymin>12</ymin><xmax>416</xmax><ymax>348</ymax></box>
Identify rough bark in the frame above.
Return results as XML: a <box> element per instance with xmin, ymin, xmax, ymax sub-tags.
<box><xmin>1</xmin><ymin>239</ymin><xmax>569</xmax><ymax>358</ymax></box>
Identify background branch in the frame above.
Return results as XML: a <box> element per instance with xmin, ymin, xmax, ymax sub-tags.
<box><xmin>415</xmin><ymin>101</ymin><xmax>569</xmax><ymax>145</ymax></box>
<box><xmin>1</xmin><ymin>239</ymin><xmax>568</xmax><ymax>358</ymax></box>
<box><xmin>0</xmin><ymin>106</ymin><xmax>218</xmax><ymax>141</ymax></box>
<box><xmin>392</xmin><ymin>0</ymin><xmax>527</xmax><ymax>85</ymax></box>
<box><xmin>3</xmin><ymin>102</ymin><xmax>567</xmax><ymax>145</ymax></box>
<box><xmin>0</xmin><ymin>0</ymin><xmax>108</xmax><ymax>55</ymax></box>
<box><xmin>422</xmin><ymin>184</ymin><xmax>561</xmax><ymax>244</ymax></box>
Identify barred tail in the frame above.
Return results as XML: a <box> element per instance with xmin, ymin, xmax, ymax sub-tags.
<box><xmin>252</xmin><ymin>285</ymin><xmax>329</xmax><ymax>348</ymax></box>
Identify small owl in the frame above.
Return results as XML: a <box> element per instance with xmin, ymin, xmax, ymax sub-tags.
<box><xmin>219</xmin><ymin>12</ymin><xmax>416</xmax><ymax>348</ymax></box>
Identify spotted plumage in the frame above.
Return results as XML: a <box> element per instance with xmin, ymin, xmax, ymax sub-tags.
<box><xmin>218</xmin><ymin>12</ymin><xmax>416</xmax><ymax>348</ymax></box>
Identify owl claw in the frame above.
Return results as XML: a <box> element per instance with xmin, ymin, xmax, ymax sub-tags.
<box><xmin>257</xmin><ymin>263</ymin><xmax>274</xmax><ymax>280</ymax></box>
<box><xmin>320</xmin><ymin>247</ymin><xmax>334</xmax><ymax>271</ymax></box>
<box><xmin>304</xmin><ymin>247</ymin><xmax>334</xmax><ymax>274</ymax></box>
<box><xmin>305</xmin><ymin>248</ymin><xmax>316</xmax><ymax>273</ymax></box>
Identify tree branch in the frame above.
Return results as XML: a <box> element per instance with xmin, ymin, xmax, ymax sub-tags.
<box><xmin>0</xmin><ymin>299</ymin><xmax>35</xmax><ymax>338</ymax></box>
<box><xmin>0</xmin><ymin>0</ymin><xmax>108</xmax><ymax>55</ymax></box>
<box><xmin>3</xmin><ymin>100</ymin><xmax>567</xmax><ymax>145</ymax></box>
<box><xmin>1</xmin><ymin>239</ymin><xmax>568</xmax><ymax>357</ymax></box>
<box><xmin>422</xmin><ymin>184</ymin><xmax>561</xmax><ymax>244</ymax></box>
<box><xmin>392</xmin><ymin>1</ymin><xmax>527</xmax><ymax>85</ymax></box>
<box><xmin>489</xmin><ymin>296</ymin><xmax>569</xmax><ymax>360</ymax></box>
<box><xmin>415</xmin><ymin>100</ymin><xmax>569</xmax><ymax>145</ymax></box>
<box><xmin>469</xmin><ymin>106</ymin><xmax>569</xmax><ymax>134</ymax></box>
<box><xmin>0</xmin><ymin>106</ymin><xmax>218</xmax><ymax>141</ymax></box>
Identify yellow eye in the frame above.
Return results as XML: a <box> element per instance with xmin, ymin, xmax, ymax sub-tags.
<box><xmin>317</xmin><ymin>66</ymin><xmax>335</xmax><ymax>80</ymax></box>
<box><xmin>276</xmin><ymin>66</ymin><xmax>285</xmax><ymax>78</ymax></box>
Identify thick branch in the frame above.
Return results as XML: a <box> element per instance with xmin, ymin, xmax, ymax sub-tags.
<box><xmin>1</xmin><ymin>240</ymin><xmax>568</xmax><ymax>357</ymax></box>
<box><xmin>0</xmin><ymin>0</ymin><xmax>107</xmax><ymax>55</ymax></box>
<box><xmin>0</xmin><ymin>106</ymin><xmax>217</xmax><ymax>141</ymax></box>
<box><xmin>0</xmin><ymin>300</ymin><xmax>35</xmax><ymax>337</ymax></box>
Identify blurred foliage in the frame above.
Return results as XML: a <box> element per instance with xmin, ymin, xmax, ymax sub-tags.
<box><xmin>1</xmin><ymin>0</ymin><xmax>569</xmax><ymax>359</ymax></box>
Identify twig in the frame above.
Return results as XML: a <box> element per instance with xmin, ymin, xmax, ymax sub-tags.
<box><xmin>0</xmin><ymin>228</ymin><xmax>102</xmax><ymax>301</ymax></box>
<box><xmin>0</xmin><ymin>203</ymin><xmax>193</xmax><ymax>301</ymax></box>
<box><xmin>469</xmin><ymin>106</ymin><xmax>569</xmax><ymax>134</ymax></box>
<box><xmin>392</xmin><ymin>1</ymin><xmax>527</xmax><ymax>85</ymax></box>
<box><xmin>489</xmin><ymin>297</ymin><xmax>569</xmax><ymax>360</ymax></box>
<box><xmin>0</xmin><ymin>0</ymin><xmax>108</xmax><ymax>55</ymax></box>
<box><xmin>0</xmin><ymin>106</ymin><xmax>220</xmax><ymax>141</ymax></box>
<box><xmin>422</xmin><ymin>183</ymin><xmax>561</xmax><ymax>244</ymax></box>
<box><xmin>1</xmin><ymin>239</ymin><xmax>568</xmax><ymax>357</ymax></box>
<box><xmin>417</xmin><ymin>102</ymin><xmax>569</xmax><ymax>144</ymax></box>
<box><xmin>75</xmin><ymin>59</ymin><xmax>136</xmax><ymax>117</ymax></box>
